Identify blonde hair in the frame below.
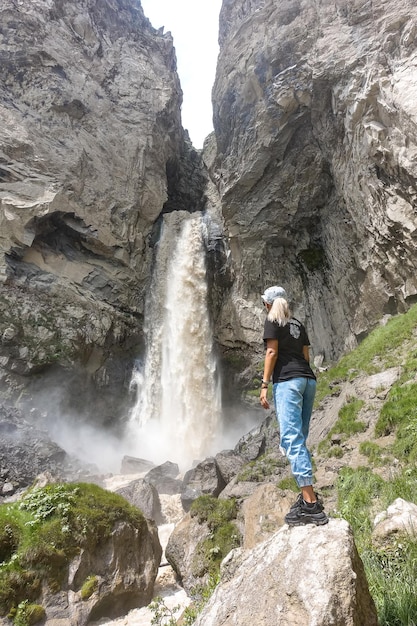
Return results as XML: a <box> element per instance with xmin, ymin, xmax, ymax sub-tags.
<box><xmin>267</xmin><ymin>297</ymin><xmax>292</xmax><ymax>326</ymax></box>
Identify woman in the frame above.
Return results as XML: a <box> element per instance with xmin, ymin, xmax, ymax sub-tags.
<box><xmin>259</xmin><ymin>285</ymin><xmax>328</xmax><ymax>526</ymax></box>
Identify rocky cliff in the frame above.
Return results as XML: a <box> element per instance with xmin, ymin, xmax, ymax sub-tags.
<box><xmin>211</xmin><ymin>0</ymin><xmax>417</xmax><ymax>362</ymax></box>
<box><xmin>2</xmin><ymin>0</ymin><xmax>417</xmax><ymax>418</ymax></box>
<box><xmin>0</xmin><ymin>0</ymin><xmax>207</xmax><ymax>417</ymax></box>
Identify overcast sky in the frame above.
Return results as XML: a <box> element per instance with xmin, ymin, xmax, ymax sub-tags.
<box><xmin>141</xmin><ymin>0</ymin><xmax>222</xmax><ymax>149</ymax></box>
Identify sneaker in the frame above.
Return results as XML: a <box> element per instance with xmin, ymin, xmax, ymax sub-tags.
<box><xmin>289</xmin><ymin>492</ymin><xmax>323</xmax><ymax>512</ymax></box>
<box><xmin>285</xmin><ymin>498</ymin><xmax>329</xmax><ymax>526</ymax></box>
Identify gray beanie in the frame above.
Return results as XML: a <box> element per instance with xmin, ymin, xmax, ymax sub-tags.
<box><xmin>261</xmin><ymin>285</ymin><xmax>287</xmax><ymax>304</ymax></box>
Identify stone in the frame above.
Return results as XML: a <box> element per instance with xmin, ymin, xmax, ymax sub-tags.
<box><xmin>373</xmin><ymin>498</ymin><xmax>417</xmax><ymax>539</ymax></box>
<box><xmin>193</xmin><ymin>519</ymin><xmax>378</xmax><ymax>626</ymax></box>
<box><xmin>241</xmin><ymin>484</ymin><xmax>295</xmax><ymax>549</ymax></box>
<box><xmin>165</xmin><ymin>512</ymin><xmax>212</xmax><ymax>593</ymax></box>
<box><xmin>120</xmin><ymin>456</ymin><xmax>156</xmax><ymax>475</ymax></box>
<box><xmin>145</xmin><ymin>461</ymin><xmax>182</xmax><ymax>495</ymax></box>
<box><xmin>181</xmin><ymin>457</ymin><xmax>226</xmax><ymax>512</ymax></box>
<box><xmin>214</xmin><ymin>449</ymin><xmax>246</xmax><ymax>484</ymax></box>
<box><xmin>116</xmin><ymin>478</ymin><xmax>164</xmax><ymax>525</ymax></box>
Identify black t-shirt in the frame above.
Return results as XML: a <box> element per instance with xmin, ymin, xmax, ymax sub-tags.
<box><xmin>263</xmin><ymin>317</ymin><xmax>316</xmax><ymax>383</ymax></box>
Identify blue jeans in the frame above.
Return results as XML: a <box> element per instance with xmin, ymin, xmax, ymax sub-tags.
<box><xmin>273</xmin><ymin>377</ymin><xmax>317</xmax><ymax>487</ymax></box>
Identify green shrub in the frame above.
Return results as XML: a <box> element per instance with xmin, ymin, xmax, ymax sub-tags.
<box><xmin>190</xmin><ymin>496</ymin><xmax>237</xmax><ymax>529</ymax></box>
<box><xmin>363</xmin><ymin>539</ymin><xmax>417</xmax><ymax>626</ymax></box>
<box><xmin>337</xmin><ymin>466</ymin><xmax>384</xmax><ymax>542</ymax></box>
<box><xmin>192</xmin><ymin>521</ymin><xmax>240</xmax><ymax>577</ymax></box>
<box><xmin>327</xmin><ymin>445</ymin><xmax>344</xmax><ymax>458</ymax></box>
<box><xmin>80</xmin><ymin>575</ymin><xmax>98</xmax><ymax>601</ymax></box>
<box><xmin>359</xmin><ymin>441</ymin><xmax>386</xmax><ymax>465</ymax></box>
<box><xmin>182</xmin><ymin>573</ymin><xmax>220</xmax><ymax>625</ymax></box>
<box><xmin>13</xmin><ymin>600</ymin><xmax>45</xmax><ymax>626</ymax></box>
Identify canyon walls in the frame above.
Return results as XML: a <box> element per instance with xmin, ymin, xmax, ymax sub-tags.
<box><xmin>211</xmin><ymin>0</ymin><xmax>417</xmax><ymax>362</ymax></box>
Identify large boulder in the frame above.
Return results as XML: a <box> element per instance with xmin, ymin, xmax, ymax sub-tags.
<box><xmin>116</xmin><ymin>478</ymin><xmax>164</xmax><ymax>525</ymax></box>
<box><xmin>145</xmin><ymin>461</ymin><xmax>182</xmax><ymax>495</ymax></box>
<box><xmin>181</xmin><ymin>457</ymin><xmax>226</xmax><ymax>512</ymax></box>
<box><xmin>65</xmin><ymin>519</ymin><xmax>162</xmax><ymax>623</ymax></box>
<box><xmin>165</xmin><ymin>512</ymin><xmax>212</xmax><ymax>593</ymax></box>
<box><xmin>193</xmin><ymin>519</ymin><xmax>378</xmax><ymax>626</ymax></box>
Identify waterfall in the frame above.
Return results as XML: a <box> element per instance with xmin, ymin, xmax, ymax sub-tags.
<box><xmin>128</xmin><ymin>211</ymin><xmax>222</xmax><ymax>469</ymax></box>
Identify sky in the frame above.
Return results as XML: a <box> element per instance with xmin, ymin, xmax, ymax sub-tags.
<box><xmin>140</xmin><ymin>0</ymin><xmax>222</xmax><ymax>149</ymax></box>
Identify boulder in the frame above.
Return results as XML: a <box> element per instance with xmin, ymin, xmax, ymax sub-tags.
<box><xmin>214</xmin><ymin>449</ymin><xmax>246</xmax><ymax>484</ymax></box>
<box><xmin>181</xmin><ymin>457</ymin><xmax>226</xmax><ymax>512</ymax></box>
<box><xmin>373</xmin><ymin>498</ymin><xmax>417</xmax><ymax>540</ymax></box>
<box><xmin>193</xmin><ymin>519</ymin><xmax>378</xmax><ymax>626</ymax></box>
<box><xmin>241</xmin><ymin>484</ymin><xmax>295</xmax><ymax>549</ymax></box>
<box><xmin>120</xmin><ymin>456</ymin><xmax>156</xmax><ymax>475</ymax></box>
<box><xmin>47</xmin><ymin>518</ymin><xmax>162</xmax><ymax>624</ymax></box>
<box><xmin>116</xmin><ymin>478</ymin><xmax>164</xmax><ymax>525</ymax></box>
<box><xmin>145</xmin><ymin>461</ymin><xmax>182</xmax><ymax>495</ymax></box>
<box><xmin>165</xmin><ymin>512</ymin><xmax>212</xmax><ymax>593</ymax></box>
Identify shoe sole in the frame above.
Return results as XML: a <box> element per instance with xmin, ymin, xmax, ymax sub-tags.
<box><xmin>286</xmin><ymin>516</ymin><xmax>329</xmax><ymax>527</ymax></box>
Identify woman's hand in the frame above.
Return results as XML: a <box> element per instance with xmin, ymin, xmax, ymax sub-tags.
<box><xmin>260</xmin><ymin>386</ymin><xmax>270</xmax><ymax>409</ymax></box>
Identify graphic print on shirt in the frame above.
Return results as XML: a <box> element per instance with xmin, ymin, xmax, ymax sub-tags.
<box><xmin>289</xmin><ymin>320</ymin><xmax>301</xmax><ymax>339</ymax></box>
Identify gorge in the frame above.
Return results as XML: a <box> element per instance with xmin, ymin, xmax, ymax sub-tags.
<box><xmin>1</xmin><ymin>0</ymin><xmax>417</xmax><ymax>623</ymax></box>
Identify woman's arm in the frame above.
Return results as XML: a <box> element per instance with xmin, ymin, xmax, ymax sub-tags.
<box><xmin>303</xmin><ymin>345</ymin><xmax>310</xmax><ymax>362</ymax></box>
<box><xmin>260</xmin><ymin>339</ymin><xmax>278</xmax><ymax>409</ymax></box>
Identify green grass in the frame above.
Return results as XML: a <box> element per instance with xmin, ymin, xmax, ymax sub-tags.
<box><xmin>0</xmin><ymin>483</ymin><xmax>145</xmax><ymax>617</ymax></box>
<box><xmin>318</xmin><ymin>396</ymin><xmax>366</xmax><ymax>455</ymax></box>
<box><xmin>336</xmin><ymin>465</ymin><xmax>417</xmax><ymax>624</ymax></box>
<box><xmin>315</xmin><ymin>303</ymin><xmax>417</xmax><ymax>405</ymax></box>
<box><xmin>359</xmin><ymin>441</ymin><xmax>389</xmax><ymax>466</ymax></box>
<box><xmin>189</xmin><ymin>496</ymin><xmax>241</xmax><ymax>578</ymax></box>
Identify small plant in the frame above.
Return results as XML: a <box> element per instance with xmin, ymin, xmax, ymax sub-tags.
<box><xmin>327</xmin><ymin>445</ymin><xmax>344</xmax><ymax>458</ymax></box>
<box><xmin>80</xmin><ymin>575</ymin><xmax>98</xmax><ymax>600</ymax></box>
<box><xmin>182</xmin><ymin>572</ymin><xmax>220</xmax><ymax>625</ymax></box>
<box><xmin>149</xmin><ymin>595</ymin><xmax>180</xmax><ymax>626</ymax></box>
<box><xmin>13</xmin><ymin>600</ymin><xmax>45</xmax><ymax>626</ymax></box>
<box><xmin>359</xmin><ymin>441</ymin><xmax>387</xmax><ymax>466</ymax></box>
<box><xmin>190</xmin><ymin>496</ymin><xmax>237</xmax><ymax>529</ymax></box>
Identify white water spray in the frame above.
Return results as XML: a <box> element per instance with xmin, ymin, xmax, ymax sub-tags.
<box><xmin>128</xmin><ymin>211</ymin><xmax>222</xmax><ymax>469</ymax></box>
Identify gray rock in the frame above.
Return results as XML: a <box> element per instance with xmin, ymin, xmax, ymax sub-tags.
<box><xmin>120</xmin><ymin>456</ymin><xmax>156</xmax><ymax>475</ymax></box>
<box><xmin>194</xmin><ymin>519</ymin><xmax>378</xmax><ymax>626</ymax></box>
<box><xmin>211</xmin><ymin>0</ymin><xmax>417</xmax><ymax>364</ymax></box>
<box><xmin>181</xmin><ymin>457</ymin><xmax>226</xmax><ymax>512</ymax></box>
<box><xmin>165</xmin><ymin>512</ymin><xmax>212</xmax><ymax>593</ymax></box>
<box><xmin>116</xmin><ymin>478</ymin><xmax>164</xmax><ymax>525</ymax></box>
<box><xmin>214</xmin><ymin>449</ymin><xmax>246</xmax><ymax>484</ymax></box>
<box><xmin>144</xmin><ymin>461</ymin><xmax>182</xmax><ymax>495</ymax></box>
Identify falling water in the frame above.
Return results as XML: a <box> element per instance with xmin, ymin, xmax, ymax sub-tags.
<box><xmin>128</xmin><ymin>211</ymin><xmax>222</xmax><ymax>469</ymax></box>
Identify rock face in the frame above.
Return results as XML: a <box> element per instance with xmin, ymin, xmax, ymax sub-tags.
<box><xmin>193</xmin><ymin>519</ymin><xmax>378</xmax><ymax>626</ymax></box>
<box><xmin>0</xmin><ymin>0</ymin><xmax>206</xmax><ymax>415</ymax></box>
<box><xmin>39</xmin><ymin>517</ymin><xmax>162</xmax><ymax>625</ymax></box>
<box><xmin>211</xmin><ymin>0</ymin><xmax>417</xmax><ymax>361</ymax></box>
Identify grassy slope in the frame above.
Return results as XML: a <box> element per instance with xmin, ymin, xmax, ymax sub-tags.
<box><xmin>311</xmin><ymin>304</ymin><xmax>417</xmax><ymax>626</ymax></box>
